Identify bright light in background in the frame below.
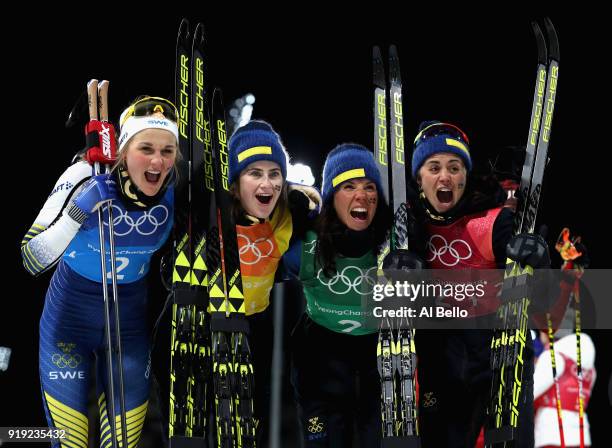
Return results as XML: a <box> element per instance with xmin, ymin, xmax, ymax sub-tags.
<box><xmin>0</xmin><ymin>346</ymin><xmax>11</xmax><ymax>371</ymax></box>
<box><xmin>238</xmin><ymin>104</ymin><xmax>254</xmax><ymax>128</ymax></box>
<box><xmin>229</xmin><ymin>93</ymin><xmax>256</xmax><ymax>134</ymax></box>
<box><xmin>227</xmin><ymin>95</ymin><xmax>315</xmax><ymax>187</ymax></box>
<box><xmin>287</xmin><ymin>163</ymin><xmax>315</xmax><ymax>186</ymax></box>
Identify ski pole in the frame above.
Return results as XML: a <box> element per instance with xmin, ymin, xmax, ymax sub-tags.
<box><xmin>574</xmin><ymin>277</ymin><xmax>585</xmax><ymax>448</ymax></box>
<box><xmin>98</xmin><ymin>80</ymin><xmax>129</xmax><ymax>447</ymax></box>
<box><xmin>86</xmin><ymin>79</ymin><xmax>128</xmax><ymax>448</ymax></box>
<box><xmin>545</xmin><ymin>312</ymin><xmax>566</xmax><ymax>448</ymax></box>
<box><xmin>555</xmin><ymin>228</ymin><xmax>586</xmax><ymax>448</ymax></box>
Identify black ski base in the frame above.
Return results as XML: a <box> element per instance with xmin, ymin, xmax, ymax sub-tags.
<box><xmin>173</xmin><ymin>289</ymin><xmax>208</xmax><ymax>305</ymax></box>
<box><xmin>169</xmin><ymin>435</ymin><xmax>207</xmax><ymax>448</ymax></box>
<box><xmin>381</xmin><ymin>436</ymin><xmax>421</xmax><ymax>448</ymax></box>
<box><xmin>484</xmin><ymin>426</ymin><xmax>517</xmax><ymax>446</ymax></box>
<box><xmin>209</xmin><ymin>315</ymin><xmax>250</xmax><ymax>334</ymax></box>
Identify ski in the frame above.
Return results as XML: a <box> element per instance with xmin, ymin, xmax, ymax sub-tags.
<box><xmin>378</xmin><ymin>316</ymin><xmax>397</xmax><ymax>439</ymax></box>
<box><xmin>374</xmin><ymin>44</ymin><xmax>420</xmax><ymax>447</ymax></box>
<box><xmin>169</xmin><ymin>19</ymin><xmax>256</xmax><ymax>447</ymax></box>
<box><xmin>168</xmin><ymin>15</ymin><xmax>193</xmax><ymax>443</ymax></box>
<box><xmin>373</xmin><ymin>45</ymin><xmax>397</xmax><ymax>444</ymax></box>
<box><xmin>373</xmin><ymin>45</ymin><xmax>390</xmax><ymax>207</ymax></box>
<box><xmin>388</xmin><ymin>45</ymin><xmax>407</xmax><ymax>215</ymax></box>
<box><xmin>188</xmin><ymin>21</ymin><xmax>214</xmax><ymax>441</ymax></box>
<box><xmin>485</xmin><ymin>18</ymin><xmax>560</xmax><ymax>447</ymax></box>
<box><xmin>209</xmin><ymin>88</ymin><xmax>256</xmax><ymax>448</ymax></box>
<box><xmin>169</xmin><ymin>18</ymin><xmax>213</xmax><ymax>447</ymax></box>
<box><xmin>387</xmin><ymin>44</ymin><xmax>418</xmax><ymax>442</ymax></box>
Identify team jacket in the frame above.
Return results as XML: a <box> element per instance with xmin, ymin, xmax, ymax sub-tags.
<box><xmin>284</xmin><ymin>230</ymin><xmax>378</xmax><ymax>335</ymax></box>
<box><xmin>425</xmin><ymin>206</ymin><xmax>503</xmax><ymax>315</ymax></box>
<box><xmin>21</xmin><ymin>161</ymin><xmax>173</xmax><ymax>283</ymax></box>
<box><xmin>237</xmin><ymin>207</ymin><xmax>293</xmax><ymax>316</ymax></box>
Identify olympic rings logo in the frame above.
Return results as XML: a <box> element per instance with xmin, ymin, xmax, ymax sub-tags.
<box><xmin>422</xmin><ymin>392</ymin><xmax>437</xmax><ymax>408</ymax></box>
<box><xmin>307</xmin><ymin>417</ymin><xmax>324</xmax><ymax>433</ymax></box>
<box><xmin>51</xmin><ymin>353</ymin><xmax>82</xmax><ymax>369</ymax></box>
<box><xmin>237</xmin><ymin>234</ymin><xmax>275</xmax><ymax>265</ymax></box>
<box><xmin>102</xmin><ymin>204</ymin><xmax>169</xmax><ymax>236</ymax></box>
<box><xmin>426</xmin><ymin>234</ymin><xmax>472</xmax><ymax>267</ymax></box>
<box><xmin>317</xmin><ymin>266</ymin><xmax>377</xmax><ymax>295</ymax></box>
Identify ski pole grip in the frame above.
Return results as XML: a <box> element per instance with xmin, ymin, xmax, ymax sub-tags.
<box><xmin>87</xmin><ymin>79</ymin><xmax>99</xmax><ymax>121</ymax></box>
<box><xmin>98</xmin><ymin>80</ymin><xmax>109</xmax><ymax>122</ymax></box>
<box><xmin>84</xmin><ymin>120</ymin><xmax>118</xmax><ymax>165</ymax></box>
<box><xmin>83</xmin><ymin>79</ymin><xmax>116</xmax><ymax>165</ymax></box>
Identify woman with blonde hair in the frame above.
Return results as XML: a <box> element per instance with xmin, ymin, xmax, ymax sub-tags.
<box><xmin>22</xmin><ymin>96</ymin><xmax>179</xmax><ymax>447</ymax></box>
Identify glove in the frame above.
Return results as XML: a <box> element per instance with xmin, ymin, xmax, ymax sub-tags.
<box><xmin>381</xmin><ymin>249</ymin><xmax>428</xmax><ymax>305</ymax></box>
<box><xmin>288</xmin><ymin>183</ymin><xmax>322</xmax><ymax>218</ymax></box>
<box><xmin>72</xmin><ymin>174</ymin><xmax>117</xmax><ymax>214</ymax></box>
<box><xmin>561</xmin><ymin>242</ymin><xmax>589</xmax><ymax>282</ymax></box>
<box><xmin>505</xmin><ymin>232</ymin><xmax>559</xmax><ymax>316</ymax></box>
<box><xmin>555</xmin><ymin>228</ymin><xmax>588</xmax><ymax>280</ymax></box>
<box><xmin>393</xmin><ymin>200</ymin><xmax>427</xmax><ymax>258</ymax></box>
<box><xmin>506</xmin><ymin>233</ymin><xmax>551</xmax><ymax>268</ymax></box>
<box><xmin>382</xmin><ymin>249</ymin><xmax>425</xmax><ymax>272</ymax></box>
<box><xmin>573</xmin><ymin>242</ymin><xmax>589</xmax><ymax>268</ymax></box>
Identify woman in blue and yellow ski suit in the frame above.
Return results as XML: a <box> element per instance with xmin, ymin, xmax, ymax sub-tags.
<box><xmin>21</xmin><ymin>96</ymin><xmax>179</xmax><ymax>447</ymax></box>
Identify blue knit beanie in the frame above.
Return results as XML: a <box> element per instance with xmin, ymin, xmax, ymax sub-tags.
<box><xmin>411</xmin><ymin>121</ymin><xmax>472</xmax><ymax>177</ymax></box>
<box><xmin>228</xmin><ymin>120</ymin><xmax>288</xmax><ymax>184</ymax></box>
<box><xmin>321</xmin><ymin>143</ymin><xmax>383</xmax><ymax>204</ymax></box>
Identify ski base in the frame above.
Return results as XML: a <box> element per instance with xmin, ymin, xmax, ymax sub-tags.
<box><xmin>169</xmin><ymin>435</ymin><xmax>208</xmax><ymax>448</ymax></box>
<box><xmin>484</xmin><ymin>425</ymin><xmax>517</xmax><ymax>447</ymax></box>
<box><xmin>381</xmin><ymin>435</ymin><xmax>421</xmax><ymax>448</ymax></box>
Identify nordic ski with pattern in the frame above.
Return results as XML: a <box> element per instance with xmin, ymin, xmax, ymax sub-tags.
<box><xmin>168</xmin><ymin>18</ymin><xmax>257</xmax><ymax>447</ymax></box>
<box><xmin>209</xmin><ymin>88</ymin><xmax>256</xmax><ymax>448</ymax></box>
<box><xmin>374</xmin><ymin>44</ymin><xmax>420</xmax><ymax>447</ymax></box>
<box><xmin>169</xmin><ymin>19</ymin><xmax>213</xmax><ymax>447</ymax></box>
<box><xmin>485</xmin><ymin>18</ymin><xmax>560</xmax><ymax>447</ymax></box>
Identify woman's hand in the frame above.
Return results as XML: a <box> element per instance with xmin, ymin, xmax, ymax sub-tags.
<box><xmin>72</xmin><ymin>174</ymin><xmax>118</xmax><ymax>214</ymax></box>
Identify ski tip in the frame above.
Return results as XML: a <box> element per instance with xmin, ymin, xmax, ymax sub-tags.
<box><xmin>542</xmin><ymin>17</ymin><xmax>560</xmax><ymax>61</ymax></box>
<box><xmin>212</xmin><ymin>87</ymin><xmax>224</xmax><ymax>101</ymax></box>
<box><xmin>87</xmin><ymin>79</ymin><xmax>99</xmax><ymax>89</ymax></box>
<box><xmin>194</xmin><ymin>22</ymin><xmax>205</xmax><ymax>44</ymax></box>
<box><xmin>178</xmin><ymin>18</ymin><xmax>190</xmax><ymax>39</ymax></box>
<box><xmin>373</xmin><ymin>46</ymin><xmax>386</xmax><ymax>87</ymax></box>
<box><xmin>388</xmin><ymin>44</ymin><xmax>401</xmax><ymax>82</ymax></box>
<box><xmin>530</xmin><ymin>21</ymin><xmax>547</xmax><ymax>65</ymax></box>
<box><xmin>373</xmin><ymin>45</ymin><xmax>382</xmax><ymax>60</ymax></box>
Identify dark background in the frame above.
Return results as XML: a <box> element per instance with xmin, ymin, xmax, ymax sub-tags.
<box><xmin>2</xmin><ymin>7</ymin><xmax>610</xmax><ymax>446</ymax></box>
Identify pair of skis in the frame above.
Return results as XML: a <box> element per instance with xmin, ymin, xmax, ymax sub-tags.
<box><xmin>373</xmin><ymin>45</ymin><xmax>420</xmax><ymax>447</ymax></box>
<box><xmin>485</xmin><ymin>18</ymin><xmax>560</xmax><ymax>447</ymax></box>
<box><xmin>168</xmin><ymin>19</ymin><xmax>256</xmax><ymax>448</ymax></box>
<box><xmin>85</xmin><ymin>79</ymin><xmax>129</xmax><ymax>448</ymax></box>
